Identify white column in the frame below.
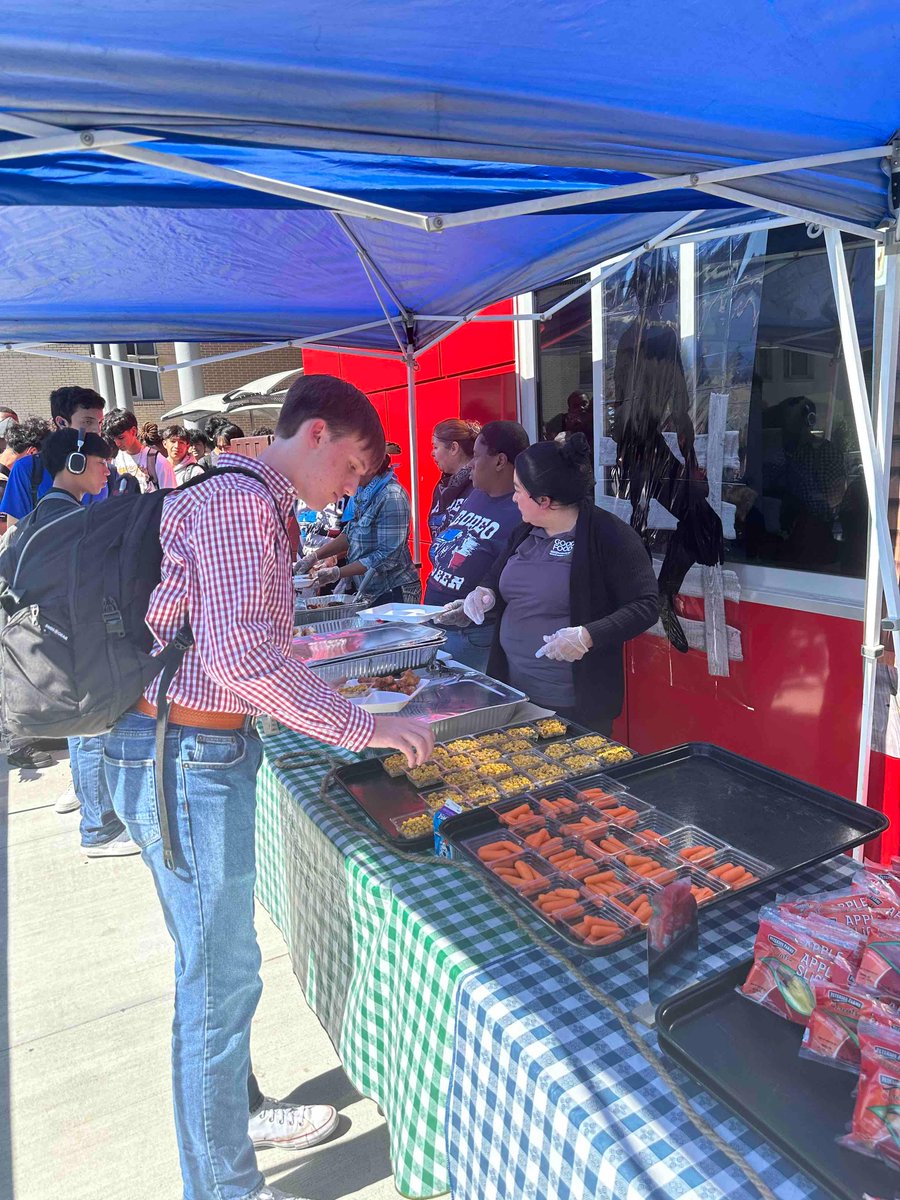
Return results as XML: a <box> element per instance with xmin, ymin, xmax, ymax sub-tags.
<box><xmin>173</xmin><ymin>342</ymin><xmax>204</xmax><ymax>408</ymax></box>
<box><xmin>91</xmin><ymin>343</ymin><xmax>115</xmax><ymax>410</ymax></box>
<box><xmin>107</xmin><ymin>343</ymin><xmax>132</xmax><ymax>411</ymax></box>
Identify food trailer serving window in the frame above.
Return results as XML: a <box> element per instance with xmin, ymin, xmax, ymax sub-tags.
<box><xmin>533</xmin><ymin>229</ymin><xmax>875</xmax><ymax>584</ymax></box>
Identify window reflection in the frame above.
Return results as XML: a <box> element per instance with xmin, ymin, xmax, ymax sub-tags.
<box><xmin>534</xmin><ymin>277</ymin><xmax>593</xmax><ymax>443</ymax></box>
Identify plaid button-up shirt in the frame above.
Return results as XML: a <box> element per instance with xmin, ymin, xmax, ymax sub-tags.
<box><xmin>145</xmin><ymin>454</ymin><xmax>374</xmax><ymax>750</ymax></box>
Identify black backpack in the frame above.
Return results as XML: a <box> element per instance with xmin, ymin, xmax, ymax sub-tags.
<box><xmin>0</xmin><ymin>466</ymin><xmax>283</xmax><ymax>868</ymax></box>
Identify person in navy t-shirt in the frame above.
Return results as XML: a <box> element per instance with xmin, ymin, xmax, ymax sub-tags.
<box><xmin>427</xmin><ymin>420</ymin><xmax>530</xmax><ymax>670</ymax></box>
<box><xmin>2</xmin><ymin>386</ymin><xmax>110</xmax><ymax>522</ymax></box>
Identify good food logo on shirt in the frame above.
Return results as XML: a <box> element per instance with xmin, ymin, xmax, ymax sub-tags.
<box><xmin>550</xmin><ymin>538</ymin><xmax>574</xmax><ymax>558</ymax></box>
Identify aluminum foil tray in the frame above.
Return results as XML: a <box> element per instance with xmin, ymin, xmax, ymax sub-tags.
<box><xmin>293</xmin><ymin>615</ymin><xmax>376</xmax><ymax>636</ymax></box>
<box><xmin>400</xmin><ymin>673</ymin><xmax>530</xmax><ymax>740</ymax></box>
<box><xmin>292</xmin><ymin>620</ymin><xmax>445</xmax><ymax>667</ymax></box>
<box><xmin>293</xmin><ymin>595</ymin><xmax>367</xmax><ymax>625</ymax></box>
<box><xmin>304</xmin><ymin>642</ymin><xmax>444</xmax><ymax>683</ymax></box>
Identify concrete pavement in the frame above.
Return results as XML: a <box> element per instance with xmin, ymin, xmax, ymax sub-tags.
<box><xmin>1</xmin><ymin>750</ymin><xmax>399</xmax><ymax>1200</ymax></box>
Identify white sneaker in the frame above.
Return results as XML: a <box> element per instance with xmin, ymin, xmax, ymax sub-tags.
<box><xmin>253</xmin><ymin>1187</ymin><xmax>314</xmax><ymax>1200</ymax></box>
<box><xmin>84</xmin><ymin>831</ymin><xmax>141</xmax><ymax>858</ymax></box>
<box><xmin>249</xmin><ymin>1096</ymin><xmax>339</xmax><ymax>1150</ymax></box>
<box><xmin>54</xmin><ymin>785</ymin><xmax>80</xmax><ymax>814</ymax></box>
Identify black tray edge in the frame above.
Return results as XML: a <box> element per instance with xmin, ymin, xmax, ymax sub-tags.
<box><xmin>655</xmin><ymin>961</ymin><xmax>885</xmax><ymax>1200</ymax></box>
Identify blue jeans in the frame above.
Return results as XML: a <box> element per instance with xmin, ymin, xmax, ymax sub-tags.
<box><xmin>442</xmin><ymin>622</ymin><xmax>494</xmax><ymax>673</ymax></box>
<box><xmin>104</xmin><ymin>711</ymin><xmax>265</xmax><ymax>1200</ymax></box>
<box><xmin>68</xmin><ymin>735</ymin><xmax>125</xmax><ymax>847</ymax></box>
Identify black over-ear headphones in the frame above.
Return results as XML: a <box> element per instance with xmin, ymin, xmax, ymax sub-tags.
<box><xmin>66</xmin><ymin>436</ymin><xmax>87</xmax><ymax>475</ymax></box>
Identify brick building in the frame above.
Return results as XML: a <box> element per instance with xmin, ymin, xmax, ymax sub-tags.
<box><xmin>0</xmin><ymin>341</ymin><xmax>302</xmax><ymax>427</ymax></box>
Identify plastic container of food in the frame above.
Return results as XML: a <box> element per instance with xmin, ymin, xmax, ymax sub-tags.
<box><xmin>550</xmin><ymin>897</ymin><xmax>640</xmax><ymax>946</ymax></box>
<box><xmin>539</xmin><ymin>836</ymin><xmax>605</xmax><ymax>874</ymax></box>
<box><xmin>665</xmin><ymin>826</ymin><xmax>731</xmax><ymax>866</ymax></box>
<box><xmin>681</xmin><ymin>866</ymin><xmax>729</xmax><ymax>906</ymax></box>
<box><xmin>419</xmin><ymin>785</ymin><xmax>465</xmax><ymax>813</ymax></box>
<box><xmin>524</xmin><ymin>759</ymin><xmax>572</xmax><ymax>788</ymax></box>
<box><xmin>703</xmin><ymin>848</ymin><xmax>771</xmax><ymax>889</ymax></box>
<box><xmin>494</xmin><ymin>796</ymin><xmax>546</xmax><ymax>830</ymax></box>
<box><xmin>569</xmin><ymin>855</ymin><xmax>639</xmax><ymax>899</ymax></box>
<box><xmin>554</xmin><ymin>805</ymin><xmax>610</xmax><ymax>839</ymax></box>
<box><xmin>494</xmin><ymin>772</ymin><xmax>537</xmax><ymax>799</ymax></box>
<box><xmin>532</xmin><ymin>784</ymin><xmax>581</xmax><ymax>818</ymax></box>
<box><xmin>475</xmin><ymin>760</ymin><xmax>517</xmax><ymax>781</ymax></box>
<box><xmin>391</xmin><ymin>811</ymin><xmax>434</xmax><ymax>841</ymax></box>
<box><xmin>609</xmin><ymin>844</ymin><xmax>686</xmax><ymax>886</ymax></box>
<box><xmin>484</xmin><ymin>850</ymin><xmax>558</xmax><ymax>890</ymax></box>
<box><xmin>402</xmin><ymin>761</ymin><xmax>445</xmax><ymax>789</ymax></box>
<box><xmin>628</xmin><ymin>811</ymin><xmax>687</xmax><ymax>847</ymax></box>
<box><xmin>610</xmin><ymin>886</ymin><xmax>657</xmax><ymax>926</ymax></box>
<box><xmin>462</xmin><ymin>830</ymin><xmax>526</xmax><ymax>865</ymax></box>
<box><xmin>455</xmin><ymin>779</ymin><xmax>503</xmax><ymax>808</ymax></box>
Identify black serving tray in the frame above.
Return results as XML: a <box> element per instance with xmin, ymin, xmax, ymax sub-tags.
<box><xmin>603</xmin><ymin>743</ymin><xmax>887</xmax><ymax>871</ymax></box>
<box><xmin>656</xmin><ymin>961</ymin><xmax>900</xmax><ymax>1200</ymax></box>
<box><xmin>333</xmin><ymin>720</ymin><xmax>600</xmax><ymax>851</ymax></box>
<box><xmin>440</xmin><ymin>742</ymin><xmax>887</xmax><ymax>956</ymax></box>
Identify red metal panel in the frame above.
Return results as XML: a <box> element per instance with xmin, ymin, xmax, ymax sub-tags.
<box><xmin>439</xmin><ymin>299</ymin><xmax>515</xmax><ymax>377</ymax></box>
<box><xmin>459</xmin><ymin>368</ymin><xmax>518</xmax><ymax>424</ymax></box>
<box><xmin>865</xmin><ymin>750</ymin><xmax>900</xmax><ymax>863</ymax></box>
<box><xmin>624</xmin><ymin>602</ymin><xmax>864</xmax><ymax>802</ymax></box>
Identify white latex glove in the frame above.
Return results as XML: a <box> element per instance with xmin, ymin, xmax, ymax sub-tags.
<box><xmin>296</xmin><ymin>550</ymin><xmax>319</xmax><ymax>573</ymax></box>
<box><xmin>535</xmin><ymin>625</ymin><xmax>593</xmax><ymax>662</ymax></box>
<box><xmin>462</xmin><ymin>586</ymin><xmax>496</xmax><ymax>625</ymax></box>
<box><xmin>435</xmin><ymin>599</ymin><xmax>470</xmax><ymax>627</ymax></box>
<box><xmin>314</xmin><ymin>565</ymin><xmax>340</xmax><ymax>587</ymax></box>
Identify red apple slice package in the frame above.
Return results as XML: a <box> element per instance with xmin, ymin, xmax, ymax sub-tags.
<box><xmin>800</xmin><ymin>984</ymin><xmax>900</xmax><ymax>1072</ymax></box>
<box><xmin>740</xmin><ymin>906</ymin><xmax>864</xmax><ymax>1025</ymax></box>
<box><xmin>839</xmin><ymin>1019</ymin><xmax>900</xmax><ymax>1169</ymax></box>
<box><xmin>856</xmin><ymin>919</ymin><xmax>900</xmax><ymax>1000</ymax></box>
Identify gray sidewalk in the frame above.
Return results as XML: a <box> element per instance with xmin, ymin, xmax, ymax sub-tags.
<box><xmin>1</xmin><ymin>751</ymin><xmax>398</xmax><ymax>1200</ymax></box>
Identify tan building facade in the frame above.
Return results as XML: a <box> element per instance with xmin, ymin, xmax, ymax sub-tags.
<box><xmin>0</xmin><ymin>341</ymin><xmax>303</xmax><ymax>427</ymax></box>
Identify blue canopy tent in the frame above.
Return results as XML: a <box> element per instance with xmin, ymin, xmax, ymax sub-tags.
<box><xmin>0</xmin><ymin>0</ymin><xmax>897</xmax><ymax>811</ymax></box>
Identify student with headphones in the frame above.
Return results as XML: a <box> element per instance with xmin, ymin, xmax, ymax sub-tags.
<box><xmin>41</xmin><ymin>428</ymin><xmax>113</xmax><ymax>503</ymax></box>
<box><xmin>28</xmin><ymin>429</ymin><xmax>139</xmax><ymax>856</ymax></box>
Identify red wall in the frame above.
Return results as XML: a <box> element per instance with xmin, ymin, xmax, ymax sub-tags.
<box><xmin>303</xmin><ymin>300</ymin><xmax>516</xmax><ymax>570</ymax></box>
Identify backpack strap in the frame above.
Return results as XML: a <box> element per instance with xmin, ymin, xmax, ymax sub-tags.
<box><xmin>30</xmin><ymin>453</ymin><xmax>43</xmax><ymax>511</ymax></box>
<box><xmin>152</xmin><ymin>621</ymin><xmax>195</xmax><ymax>872</ymax></box>
<box><xmin>178</xmin><ymin>463</ymin><xmax>291</xmax><ymax>542</ymax></box>
<box><xmin>146</xmin><ymin>447</ymin><xmax>160</xmax><ymax>489</ymax></box>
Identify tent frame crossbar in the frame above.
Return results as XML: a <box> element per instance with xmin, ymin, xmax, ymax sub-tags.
<box><xmin>0</xmin><ymin>111</ymin><xmax>888</xmax><ymax>246</ymax></box>
<box><xmin>427</xmin><ymin>145</ymin><xmax>892</xmax><ymax>231</ymax></box>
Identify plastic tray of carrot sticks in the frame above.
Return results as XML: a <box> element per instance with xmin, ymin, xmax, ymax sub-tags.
<box><xmin>441</xmin><ymin>785</ymin><xmax>772</xmax><ymax>956</ymax></box>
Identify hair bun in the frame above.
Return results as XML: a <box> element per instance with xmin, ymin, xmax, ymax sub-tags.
<box><xmin>560</xmin><ymin>432</ymin><xmax>592</xmax><ymax>465</ymax></box>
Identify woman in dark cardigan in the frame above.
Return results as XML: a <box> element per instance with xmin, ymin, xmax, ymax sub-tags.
<box><xmin>466</xmin><ymin>434</ymin><xmax>659</xmax><ymax>732</ymax></box>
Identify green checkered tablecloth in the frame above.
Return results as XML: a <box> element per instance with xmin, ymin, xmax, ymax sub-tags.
<box><xmin>254</xmin><ymin>724</ymin><xmax>536</xmax><ymax>1199</ymax></box>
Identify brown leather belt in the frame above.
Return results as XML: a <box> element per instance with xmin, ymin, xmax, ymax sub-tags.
<box><xmin>135</xmin><ymin>696</ymin><xmax>246</xmax><ymax>730</ymax></box>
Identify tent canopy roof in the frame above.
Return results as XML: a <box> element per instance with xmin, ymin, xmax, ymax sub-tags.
<box><xmin>0</xmin><ymin>1</ymin><xmax>896</xmax><ymax>350</ymax></box>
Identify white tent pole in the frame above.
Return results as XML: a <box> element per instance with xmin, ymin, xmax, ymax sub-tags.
<box><xmin>308</xmin><ymin>344</ymin><xmax>404</xmax><ymax>362</ymax></box>
<box><xmin>405</xmin><ymin>345</ymin><xmax>422</xmax><ymax>568</ymax></box>
<box><xmin>854</xmin><ymin>239</ymin><xmax>900</xmax><ymax>827</ymax></box>
<box><xmin>0</xmin><ymin>344</ymin><xmax>159</xmax><ymax>374</ymax></box>
<box><xmin>428</xmin><ymin>145</ymin><xmax>891</xmax><ymax>231</ymax></box>
<box><xmin>699</xmin><ymin>182</ymin><xmax>882</xmax><ymax>242</ymax></box>
<box><xmin>0</xmin><ymin>129</ymin><xmax>158</xmax><ymax>161</ymax></box>
<box><xmin>0</xmin><ymin>109</ymin><xmax>433</xmax><ymax>231</ymax></box>
<box><xmin>654</xmin><ymin>215</ymin><xmax>799</xmax><ymax>248</ymax></box>
<box><xmin>824</xmin><ymin>227</ymin><xmax>900</xmax><ymax>655</ymax></box>
<box><xmin>542</xmin><ymin>209</ymin><xmax>704</xmax><ymax>319</ymax></box>
<box><xmin>331</xmin><ymin>214</ymin><xmax>412</xmax><ymax>321</ymax></box>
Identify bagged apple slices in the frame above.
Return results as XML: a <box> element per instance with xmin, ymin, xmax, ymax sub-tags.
<box><xmin>800</xmin><ymin>984</ymin><xmax>900</xmax><ymax>1072</ymax></box>
<box><xmin>839</xmin><ymin>1020</ymin><xmax>900</xmax><ymax>1169</ymax></box>
<box><xmin>740</xmin><ymin>906</ymin><xmax>864</xmax><ymax>1025</ymax></box>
